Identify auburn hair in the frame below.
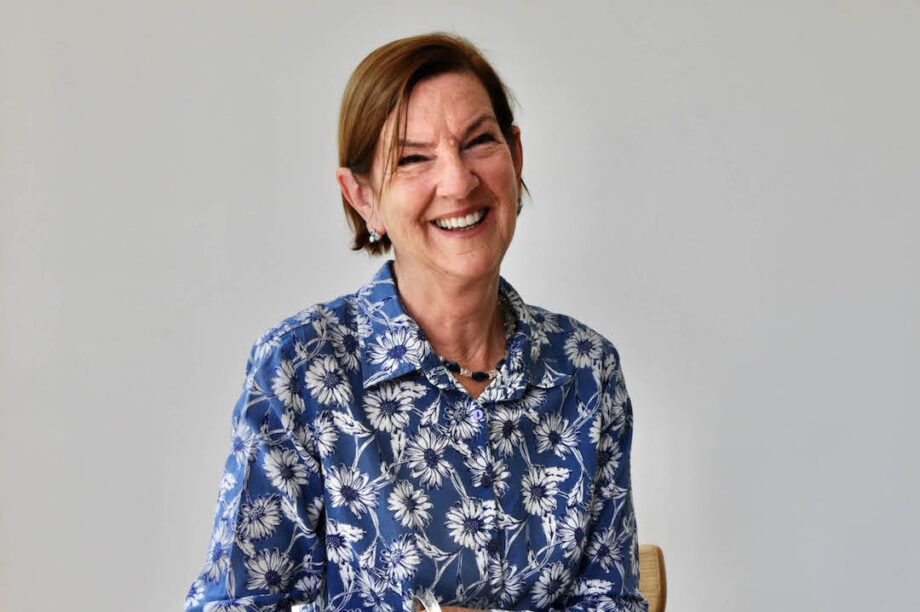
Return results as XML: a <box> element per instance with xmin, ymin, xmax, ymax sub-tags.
<box><xmin>338</xmin><ymin>32</ymin><xmax>521</xmax><ymax>255</ymax></box>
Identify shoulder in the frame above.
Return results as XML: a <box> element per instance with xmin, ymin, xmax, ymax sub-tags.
<box><xmin>243</xmin><ymin>290</ymin><xmax>363</xmax><ymax>377</ymax></box>
<box><xmin>524</xmin><ymin>303</ymin><xmax>634</xmax><ymax>437</ymax></box>
<box><xmin>521</xmin><ymin>300</ymin><xmax>623</xmax><ymax>386</ymax></box>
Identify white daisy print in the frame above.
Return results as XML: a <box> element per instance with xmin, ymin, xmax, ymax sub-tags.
<box><xmin>405</xmin><ymin>428</ymin><xmax>451</xmax><ymax>489</ymax></box>
<box><xmin>407</xmin><ymin>324</ymin><xmax>431</xmax><ymax>361</ymax></box>
<box><xmin>563</xmin><ymin>327</ymin><xmax>603</xmax><ymax>368</ymax></box>
<box><xmin>326</xmin><ymin>464</ymin><xmax>378</xmax><ymax>517</ymax></box>
<box><xmin>444</xmin><ymin>401</ymin><xmax>478</xmax><ymax>441</ymax></box>
<box><xmin>356</xmin><ymin>571</ymin><xmax>393</xmax><ymax>612</ymax></box>
<box><xmin>364</xmin><ymin>381</ymin><xmax>414</xmax><ymax>433</ymax></box>
<box><xmin>202</xmin><ymin>521</ymin><xmax>234</xmax><ymax>582</ymax></box>
<box><xmin>287</xmin><ymin>421</ymin><xmax>320</xmax><ymax>475</ymax></box>
<box><xmin>310</xmin><ymin>410</ymin><xmax>339</xmax><ymax>458</ymax></box>
<box><xmin>516</xmin><ymin>386</ymin><xmax>547</xmax><ymax>415</ymax></box>
<box><xmin>479</xmin><ymin>370</ymin><xmax>524</xmax><ymax>404</ymax></box>
<box><xmin>557</xmin><ymin>509</ymin><xmax>588</xmax><ymax>556</ymax></box>
<box><xmin>521</xmin><ymin>465</ymin><xmax>570</xmax><ymax>516</ymax></box>
<box><xmin>601</xmin><ymin>389</ymin><xmax>627</xmax><ymax>435</ymax></box>
<box><xmin>586</xmin><ymin>528</ymin><xmax>624</xmax><ymax>572</ymax></box>
<box><xmin>596</xmin><ymin>433</ymin><xmax>622</xmax><ymax>482</ymax></box>
<box><xmin>345</xmin><ymin>300</ymin><xmax>373</xmax><ymax>339</ymax></box>
<box><xmin>203</xmin><ymin>598</ymin><xmax>254</xmax><ymax>612</ymax></box>
<box><xmin>529</xmin><ymin>309</ymin><xmax>563</xmax><ymax>345</ymax></box>
<box><xmin>251</xmin><ymin>326</ymin><xmax>286</xmax><ymax>362</ymax></box>
<box><xmin>534</xmin><ymin>413</ymin><xmax>577</xmax><ymax>458</ymax></box>
<box><xmin>600</xmin><ymin>351</ymin><xmax>619</xmax><ymax>386</ymax></box>
<box><xmin>367</xmin><ymin>327</ymin><xmax>423</xmax><ymax>371</ymax></box>
<box><xmin>398</xmin><ymin>379</ymin><xmax>429</xmax><ymax>399</ymax></box>
<box><xmin>381</xmin><ymin>534</ymin><xmax>421</xmax><ymax>583</ymax></box>
<box><xmin>489</xmin><ymin>406</ymin><xmax>523</xmax><ymax>457</ymax></box>
<box><xmin>229</xmin><ymin>418</ymin><xmax>259</xmax><ymax>466</ymax></box>
<box><xmin>324</xmin><ymin>518</ymin><xmax>365</xmax><ymax>564</ymax></box>
<box><xmin>531</xmin><ymin>562</ymin><xmax>569</xmax><ymax>608</ymax></box>
<box><xmin>572</xmin><ymin>577</ymin><xmax>615</xmax><ymax>599</ymax></box>
<box><xmin>294</xmin><ymin>573</ymin><xmax>323</xmax><ymax>603</ymax></box>
<box><xmin>305</xmin><ymin>355</ymin><xmax>353</xmax><ymax>408</ymax></box>
<box><xmin>271</xmin><ymin>359</ymin><xmax>304</xmax><ymax>411</ymax></box>
<box><xmin>298</xmin><ymin>304</ymin><xmax>339</xmax><ymax>338</ymax></box>
<box><xmin>530</xmin><ymin>334</ymin><xmax>546</xmax><ymax>361</ymax></box>
<box><xmin>465</xmin><ymin>448</ymin><xmax>509</xmax><ymax>497</ymax></box>
<box><xmin>387</xmin><ymin>480</ymin><xmax>433</xmax><ymax>529</ymax></box>
<box><xmin>329</xmin><ymin>322</ymin><xmax>362</xmax><ymax>372</ymax></box>
<box><xmin>184</xmin><ymin>578</ymin><xmax>204</xmax><ymax>608</ymax></box>
<box><xmin>244</xmin><ymin>548</ymin><xmax>294</xmax><ymax>594</ymax></box>
<box><xmin>218</xmin><ymin>471</ymin><xmax>237</xmax><ymax>497</ymax></box>
<box><xmin>237</xmin><ymin>495</ymin><xmax>281</xmax><ymax>540</ymax></box>
<box><xmin>491</xmin><ymin>558</ymin><xmax>526</xmax><ymax>607</ymax></box>
<box><xmin>262</xmin><ymin>447</ymin><xmax>310</xmax><ymax>499</ymax></box>
<box><xmin>599</xmin><ymin>479</ymin><xmax>628</xmax><ymax>502</ymax></box>
<box><xmin>589</xmin><ymin>414</ymin><xmax>603</xmax><ymax>445</ymax></box>
<box><xmin>503</xmin><ymin>329</ymin><xmax>526</xmax><ymax>373</ymax></box>
<box><xmin>445</xmin><ymin>498</ymin><xmax>495</xmax><ymax>550</ymax></box>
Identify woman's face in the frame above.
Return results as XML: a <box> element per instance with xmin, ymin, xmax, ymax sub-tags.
<box><xmin>368</xmin><ymin>71</ymin><xmax>522</xmax><ymax>285</ymax></box>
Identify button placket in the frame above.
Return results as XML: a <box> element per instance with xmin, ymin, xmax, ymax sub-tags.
<box><xmin>474</xmin><ymin>398</ymin><xmax>507</xmax><ymax>606</ymax></box>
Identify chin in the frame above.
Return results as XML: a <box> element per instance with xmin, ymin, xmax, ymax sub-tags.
<box><xmin>440</xmin><ymin>249</ymin><xmax>503</xmax><ymax>280</ymax></box>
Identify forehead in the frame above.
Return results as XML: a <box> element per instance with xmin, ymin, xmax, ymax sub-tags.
<box><xmin>402</xmin><ymin>71</ymin><xmax>494</xmax><ymax>135</ymax></box>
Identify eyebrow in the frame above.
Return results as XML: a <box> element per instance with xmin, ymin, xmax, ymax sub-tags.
<box><xmin>398</xmin><ymin>113</ymin><xmax>499</xmax><ymax>149</ymax></box>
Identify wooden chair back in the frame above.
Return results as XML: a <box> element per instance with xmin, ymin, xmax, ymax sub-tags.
<box><xmin>638</xmin><ymin>544</ymin><xmax>667</xmax><ymax>612</ymax></box>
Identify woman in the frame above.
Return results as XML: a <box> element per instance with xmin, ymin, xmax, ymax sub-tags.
<box><xmin>185</xmin><ymin>33</ymin><xmax>648</xmax><ymax>612</ymax></box>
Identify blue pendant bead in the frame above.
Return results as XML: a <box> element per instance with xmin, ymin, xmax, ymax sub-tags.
<box><xmin>439</xmin><ymin>357</ymin><xmax>506</xmax><ymax>381</ymax></box>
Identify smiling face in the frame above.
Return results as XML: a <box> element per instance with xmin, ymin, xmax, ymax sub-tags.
<box><xmin>360</xmin><ymin>71</ymin><xmax>523</xmax><ymax>285</ymax></box>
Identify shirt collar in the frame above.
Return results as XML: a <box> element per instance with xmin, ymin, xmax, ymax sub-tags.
<box><xmin>356</xmin><ymin>260</ymin><xmax>573</xmax><ymax>401</ymax></box>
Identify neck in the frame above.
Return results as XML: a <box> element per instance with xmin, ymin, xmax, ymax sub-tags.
<box><xmin>391</xmin><ymin>258</ymin><xmax>506</xmax><ymax>372</ymax></box>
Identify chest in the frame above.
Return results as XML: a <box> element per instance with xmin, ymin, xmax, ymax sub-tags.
<box><xmin>312</xmin><ymin>372</ymin><xmax>605</xmax><ymax>608</ymax></box>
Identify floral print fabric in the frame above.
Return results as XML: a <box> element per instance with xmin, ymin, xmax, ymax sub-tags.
<box><xmin>185</xmin><ymin>260</ymin><xmax>648</xmax><ymax>612</ymax></box>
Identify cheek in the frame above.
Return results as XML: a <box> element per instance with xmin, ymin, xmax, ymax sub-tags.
<box><xmin>479</xmin><ymin>154</ymin><xmax>518</xmax><ymax>191</ymax></box>
<box><xmin>487</xmin><ymin>167</ymin><xmax>520</xmax><ymax>205</ymax></box>
<box><xmin>380</xmin><ymin>185</ymin><xmax>431</xmax><ymax>230</ymax></box>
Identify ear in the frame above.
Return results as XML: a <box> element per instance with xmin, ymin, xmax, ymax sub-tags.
<box><xmin>509</xmin><ymin>125</ymin><xmax>523</xmax><ymax>184</ymax></box>
<box><xmin>336</xmin><ymin>167</ymin><xmax>380</xmax><ymax>230</ymax></box>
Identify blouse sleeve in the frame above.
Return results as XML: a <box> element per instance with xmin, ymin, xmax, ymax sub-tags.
<box><xmin>550</xmin><ymin>355</ymin><xmax>649</xmax><ymax>612</ymax></box>
<box><xmin>184</xmin><ymin>338</ymin><xmax>326</xmax><ymax>612</ymax></box>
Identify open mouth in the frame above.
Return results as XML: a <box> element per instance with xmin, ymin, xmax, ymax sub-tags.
<box><xmin>430</xmin><ymin>208</ymin><xmax>489</xmax><ymax>232</ymax></box>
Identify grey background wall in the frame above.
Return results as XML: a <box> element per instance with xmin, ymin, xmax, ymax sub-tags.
<box><xmin>2</xmin><ymin>1</ymin><xmax>918</xmax><ymax>610</ymax></box>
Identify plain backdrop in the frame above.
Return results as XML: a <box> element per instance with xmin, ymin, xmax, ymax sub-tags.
<box><xmin>2</xmin><ymin>1</ymin><xmax>918</xmax><ymax>610</ymax></box>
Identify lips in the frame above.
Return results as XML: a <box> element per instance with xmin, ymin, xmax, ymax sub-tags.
<box><xmin>431</xmin><ymin>207</ymin><xmax>489</xmax><ymax>232</ymax></box>
<box><xmin>431</xmin><ymin>206</ymin><xmax>488</xmax><ymax>223</ymax></box>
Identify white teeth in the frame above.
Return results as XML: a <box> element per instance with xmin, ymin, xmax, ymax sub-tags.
<box><xmin>435</xmin><ymin>209</ymin><xmax>485</xmax><ymax>230</ymax></box>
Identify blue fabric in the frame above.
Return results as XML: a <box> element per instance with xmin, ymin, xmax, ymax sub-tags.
<box><xmin>185</xmin><ymin>260</ymin><xmax>648</xmax><ymax>612</ymax></box>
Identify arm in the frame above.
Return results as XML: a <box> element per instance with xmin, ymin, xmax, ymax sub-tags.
<box><xmin>550</xmin><ymin>354</ymin><xmax>648</xmax><ymax>612</ymax></box>
<box><xmin>184</xmin><ymin>338</ymin><xmax>326</xmax><ymax>612</ymax></box>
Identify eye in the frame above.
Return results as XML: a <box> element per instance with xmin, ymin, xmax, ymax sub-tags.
<box><xmin>467</xmin><ymin>133</ymin><xmax>496</xmax><ymax>147</ymax></box>
<box><xmin>397</xmin><ymin>154</ymin><xmax>427</xmax><ymax>166</ymax></box>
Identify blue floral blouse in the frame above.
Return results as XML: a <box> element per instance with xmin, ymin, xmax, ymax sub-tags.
<box><xmin>185</xmin><ymin>260</ymin><xmax>648</xmax><ymax>612</ymax></box>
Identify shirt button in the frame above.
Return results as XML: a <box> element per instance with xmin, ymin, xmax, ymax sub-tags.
<box><xmin>480</xmin><ymin>474</ymin><xmax>492</xmax><ymax>488</ymax></box>
<box><xmin>469</xmin><ymin>408</ymin><xmax>484</xmax><ymax>422</ymax></box>
<box><xmin>487</xmin><ymin>538</ymin><xmax>499</xmax><ymax>554</ymax></box>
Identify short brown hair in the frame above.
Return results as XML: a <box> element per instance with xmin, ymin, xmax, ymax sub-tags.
<box><xmin>338</xmin><ymin>32</ymin><xmax>521</xmax><ymax>255</ymax></box>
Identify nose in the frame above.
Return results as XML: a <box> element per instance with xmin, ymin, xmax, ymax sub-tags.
<box><xmin>436</xmin><ymin>150</ymin><xmax>479</xmax><ymax>200</ymax></box>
